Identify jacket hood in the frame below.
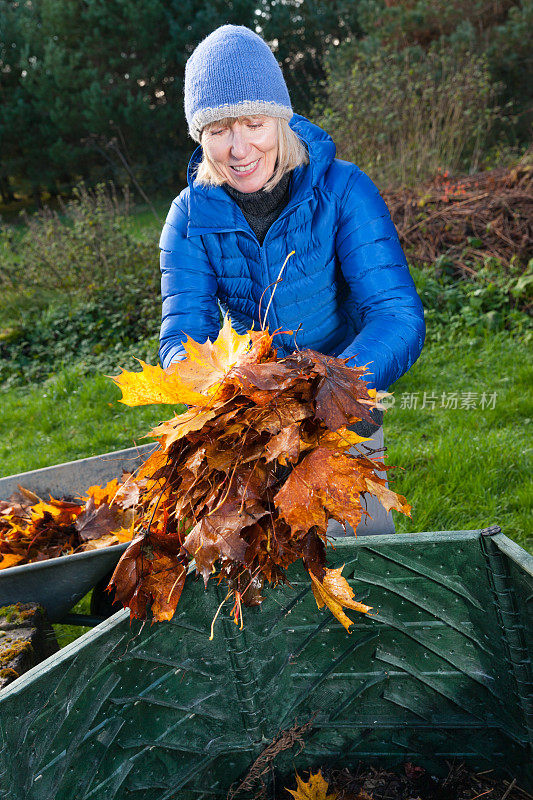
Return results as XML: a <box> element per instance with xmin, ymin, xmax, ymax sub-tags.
<box><xmin>185</xmin><ymin>114</ymin><xmax>336</xmax><ymax>235</ymax></box>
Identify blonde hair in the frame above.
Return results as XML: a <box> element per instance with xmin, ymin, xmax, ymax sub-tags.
<box><xmin>194</xmin><ymin>116</ymin><xmax>309</xmax><ymax>192</ymax></box>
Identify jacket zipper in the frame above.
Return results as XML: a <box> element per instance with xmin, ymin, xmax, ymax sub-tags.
<box><xmin>191</xmin><ymin>192</ymin><xmax>314</xmax><ymax>332</ymax></box>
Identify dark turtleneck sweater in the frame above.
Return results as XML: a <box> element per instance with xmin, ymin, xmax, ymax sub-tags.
<box><xmin>223</xmin><ymin>170</ymin><xmax>292</xmax><ymax>245</ymax></box>
<box><xmin>225</xmin><ymin>169</ymin><xmax>382</xmax><ymax>434</ymax></box>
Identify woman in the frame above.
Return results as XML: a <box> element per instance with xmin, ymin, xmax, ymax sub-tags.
<box><xmin>159</xmin><ymin>25</ymin><xmax>425</xmax><ymax>535</ymax></box>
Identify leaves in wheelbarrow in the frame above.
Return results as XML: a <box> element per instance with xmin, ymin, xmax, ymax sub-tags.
<box><xmin>0</xmin><ymin>475</ymin><xmax>137</xmax><ymax>569</ymax></box>
<box><xmin>107</xmin><ymin>315</ymin><xmax>411</xmax><ymax>630</ymax></box>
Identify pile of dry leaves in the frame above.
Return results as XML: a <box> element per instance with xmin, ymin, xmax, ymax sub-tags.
<box><xmin>108</xmin><ymin>317</ymin><xmax>410</xmax><ymax>632</ymax></box>
<box><xmin>0</xmin><ymin>476</ymin><xmax>137</xmax><ymax>570</ymax></box>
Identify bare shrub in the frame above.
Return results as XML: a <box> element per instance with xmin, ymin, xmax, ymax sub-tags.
<box><xmin>315</xmin><ymin>43</ymin><xmax>504</xmax><ymax>189</ymax></box>
<box><xmin>0</xmin><ymin>183</ymin><xmax>154</xmax><ymax>299</ymax></box>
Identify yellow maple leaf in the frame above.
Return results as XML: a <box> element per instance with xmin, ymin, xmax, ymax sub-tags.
<box><xmin>310</xmin><ymin>565</ymin><xmax>372</xmax><ymax>632</ymax></box>
<box><xmin>30</xmin><ymin>498</ymin><xmax>81</xmax><ymax>526</ymax></box>
<box><xmin>111</xmin><ymin>315</ymin><xmax>253</xmax><ymax>407</ymax></box>
<box><xmin>83</xmin><ymin>478</ymin><xmax>121</xmax><ymax>506</ymax></box>
<box><xmin>319</xmin><ymin>427</ymin><xmax>371</xmax><ymax>450</ymax></box>
<box><xmin>150</xmin><ymin>407</ymin><xmax>217</xmax><ymax>450</ymax></box>
<box><xmin>363</xmin><ymin>478</ymin><xmax>411</xmax><ymax>516</ymax></box>
<box><xmin>287</xmin><ymin>770</ymin><xmax>338</xmax><ymax>800</ymax></box>
<box><xmin>111</xmin><ymin>359</ymin><xmax>209</xmax><ymax>407</ymax></box>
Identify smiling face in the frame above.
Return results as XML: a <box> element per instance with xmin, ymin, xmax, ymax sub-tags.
<box><xmin>201</xmin><ymin>115</ymin><xmax>279</xmax><ymax>192</ymax></box>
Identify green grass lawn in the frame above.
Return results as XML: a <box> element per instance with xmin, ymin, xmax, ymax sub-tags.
<box><xmin>0</xmin><ymin>367</ymin><xmax>176</xmax><ymax>474</ymax></box>
<box><xmin>387</xmin><ymin>332</ymin><xmax>531</xmax><ymax>549</ymax></box>
<box><xmin>0</xmin><ymin>330</ymin><xmax>530</xmax><ymax>551</ymax></box>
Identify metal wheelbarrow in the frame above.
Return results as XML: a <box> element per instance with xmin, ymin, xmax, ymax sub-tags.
<box><xmin>0</xmin><ymin>443</ymin><xmax>156</xmax><ymax>623</ymax></box>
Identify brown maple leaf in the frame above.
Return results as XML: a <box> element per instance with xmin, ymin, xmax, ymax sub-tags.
<box><xmin>74</xmin><ymin>497</ymin><xmax>121</xmax><ymax>542</ymax></box>
<box><xmin>299</xmin><ymin>349</ymin><xmax>376</xmax><ymax>431</ymax></box>
<box><xmin>265</xmin><ymin>423</ymin><xmax>300</xmax><ymax>466</ymax></box>
<box><xmin>109</xmin><ymin>536</ymin><xmax>152</xmax><ymax>617</ymax></box>
<box><xmin>182</xmin><ymin>497</ymin><xmax>266</xmax><ymax>585</ymax></box>
<box><xmin>301</xmin><ymin>530</ymin><xmax>326</xmax><ymax>580</ymax></box>
<box><xmin>275</xmin><ymin>447</ymin><xmax>369</xmax><ymax>536</ymax></box>
<box><xmin>106</xmin><ymin>318</ymin><xmax>411</xmax><ymax>631</ymax></box>
<box><xmin>143</xmin><ymin>555</ymin><xmax>187</xmax><ymax>622</ymax></box>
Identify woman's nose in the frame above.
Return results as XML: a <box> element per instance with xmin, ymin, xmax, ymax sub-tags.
<box><xmin>230</xmin><ymin>126</ymin><xmax>251</xmax><ymax>160</ymax></box>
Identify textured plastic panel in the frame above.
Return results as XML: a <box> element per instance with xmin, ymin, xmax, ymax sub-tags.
<box><xmin>0</xmin><ymin>530</ymin><xmax>531</xmax><ymax>799</ymax></box>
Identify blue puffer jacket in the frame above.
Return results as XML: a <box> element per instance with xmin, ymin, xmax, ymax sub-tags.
<box><xmin>159</xmin><ymin>114</ymin><xmax>425</xmax><ymax>390</ymax></box>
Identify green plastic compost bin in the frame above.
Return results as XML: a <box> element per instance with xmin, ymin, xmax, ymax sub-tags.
<box><xmin>0</xmin><ymin>524</ymin><xmax>531</xmax><ymax>799</ymax></box>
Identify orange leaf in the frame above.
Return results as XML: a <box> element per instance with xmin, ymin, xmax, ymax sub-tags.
<box><xmin>310</xmin><ymin>565</ymin><xmax>372</xmax><ymax>632</ymax></box>
<box><xmin>0</xmin><ymin>552</ymin><xmax>24</xmax><ymax>570</ymax></box>
<box><xmin>83</xmin><ymin>478</ymin><xmax>121</xmax><ymax>506</ymax></box>
<box><xmin>274</xmin><ymin>447</ymin><xmax>367</xmax><ymax>535</ymax></box>
<box><xmin>30</xmin><ymin>497</ymin><xmax>82</xmax><ymax>526</ymax></box>
<box><xmin>363</xmin><ymin>478</ymin><xmax>411</xmax><ymax>516</ymax></box>
<box><xmin>319</xmin><ymin>427</ymin><xmax>371</xmax><ymax>450</ymax></box>
<box><xmin>145</xmin><ymin>558</ymin><xmax>187</xmax><ymax>622</ymax></box>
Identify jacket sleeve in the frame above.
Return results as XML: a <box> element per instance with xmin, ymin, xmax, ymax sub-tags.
<box><xmin>159</xmin><ymin>191</ymin><xmax>220</xmax><ymax>368</ymax></box>
<box><xmin>335</xmin><ymin>168</ymin><xmax>425</xmax><ymax>390</ymax></box>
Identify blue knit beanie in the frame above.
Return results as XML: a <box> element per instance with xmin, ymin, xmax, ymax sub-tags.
<box><xmin>184</xmin><ymin>25</ymin><xmax>293</xmax><ymax>142</ymax></box>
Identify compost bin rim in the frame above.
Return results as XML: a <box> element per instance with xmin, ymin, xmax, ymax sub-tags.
<box><xmin>0</xmin><ymin>527</ymin><xmax>522</xmax><ymax>703</ymax></box>
<box><xmin>0</xmin><ymin>606</ymin><xmax>129</xmax><ymax>701</ymax></box>
<box><xmin>491</xmin><ymin>533</ymin><xmax>533</xmax><ymax>576</ymax></box>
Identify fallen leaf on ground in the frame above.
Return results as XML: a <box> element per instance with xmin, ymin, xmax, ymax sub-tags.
<box><xmin>287</xmin><ymin>770</ymin><xmax>338</xmax><ymax>800</ymax></box>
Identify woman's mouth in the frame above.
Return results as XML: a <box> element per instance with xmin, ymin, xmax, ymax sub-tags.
<box><xmin>230</xmin><ymin>159</ymin><xmax>260</xmax><ymax>176</ymax></box>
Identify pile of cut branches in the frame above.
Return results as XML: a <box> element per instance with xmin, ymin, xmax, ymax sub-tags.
<box><xmin>109</xmin><ymin>317</ymin><xmax>410</xmax><ymax>632</ymax></box>
<box><xmin>385</xmin><ymin>162</ymin><xmax>533</xmax><ymax>280</ymax></box>
<box><xmin>0</xmin><ymin>477</ymin><xmax>137</xmax><ymax>569</ymax></box>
